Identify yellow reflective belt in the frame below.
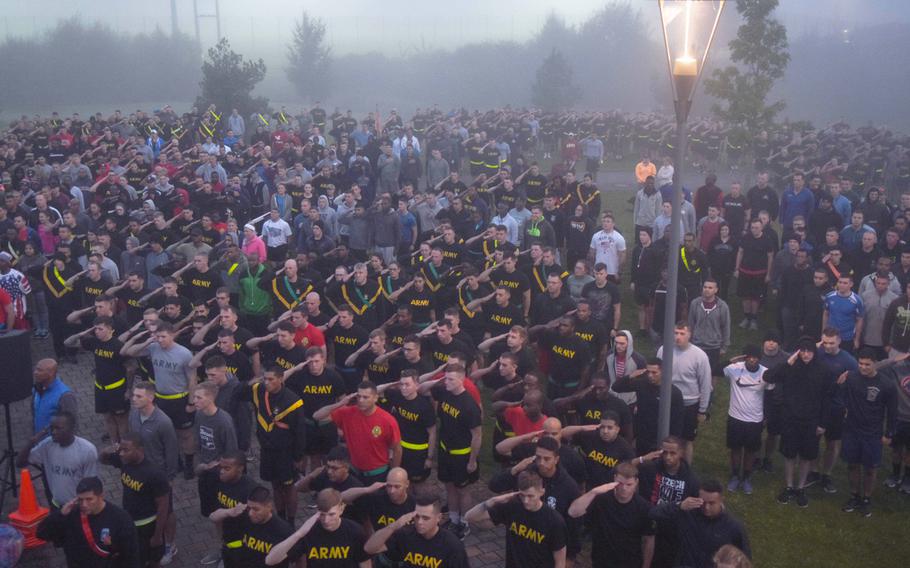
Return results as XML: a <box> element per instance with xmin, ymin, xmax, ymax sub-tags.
<box><xmin>155</xmin><ymin>391</ymin><xmax>188</xmax><ymax>400</ymax></box>
<box><xmin>95</xmin><ymin>378</ymin><xmax>126</xmax><ymax>391</ymax></box>
<box><xmin>134</xmin><ymin>515</ymin><xmax>157</xmax><ymax>527</ymax></box>
<box><xmin>225</xmin><ymin>540</ymin><xmax>242</xmax><ymax>549</ymax></box>
<box><xmin>400</xmin><ymin>440</ymin><xmax>429</xmax><ymax>451</ymax></box>
<box><xmin>440</xmin><ymin>442</ymin><xmax>471</xmax><ymax>455</ymax></box>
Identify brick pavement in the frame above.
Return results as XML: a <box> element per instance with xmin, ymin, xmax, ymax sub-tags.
<box><xmin>1</xmin><ymin>335</ymin><xmax>600</xmax><ymax>568</ymax></box>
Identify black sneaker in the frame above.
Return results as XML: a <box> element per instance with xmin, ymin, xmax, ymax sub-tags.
<box><xmin>804</xmin><ymin>471</ymin><xmax>821</xmax><ymax>487</ymax></box>
<box><xmin>458</xmin><ymin>522</ymin><xmax>470</xmax><ymax>540</ymax></box>
<box><xmin>776</xmin><ymin>487</ymin><xmax>794</xmax><ymax>505</ymax></box>
<box><xmin>448</xmin><ymin>522</ymin><xmax>469</xmax><ymax>541</ymax></box>
<box><xmin>858</xmin><ymin>498</ymin><xmax>872</xmax><ymax>518</ymax></box>
<box><xmin>821</xmin><ymin>475</ymin><xmax>837</xmax><ymax>494</ymax></box>
<box><xmin>842</xmin><ymin>495</ymin><xmax>861</xmax><ymax>513</ymax></box>
<box><xmin>795</xmin><ymin>488</ymin><xmax>809</xmax><ymax>508</ymax></box>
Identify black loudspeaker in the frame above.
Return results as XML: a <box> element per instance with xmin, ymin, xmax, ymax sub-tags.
<box><xmin>0</xmin><ymin>330</ymin><xmax>33</xmax><ymax>404</ymax></box>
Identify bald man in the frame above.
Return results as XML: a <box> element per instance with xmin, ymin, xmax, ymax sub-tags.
<box><xmin>495</xmin><ymin>416</ymin><xmax>588</xmax><ymax>486</ymax></box>
<box><xmin>340</xmin><ymin>467</ymin><xmax>416</xmax><ymax>532</ymax></box>
<box><xmin>304</xmin><ymin>291</ymin><xmax>331</xmax><ymax>328</ymax></box>
<box><xmin>31</xmin><ymin>359</ymin><xmax>78</xmax><ymax>435</ymax></box>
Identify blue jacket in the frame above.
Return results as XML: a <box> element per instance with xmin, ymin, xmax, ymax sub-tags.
<box><xmin>780</xmin><ymin>187</ymin><xmax>814</xmax><ymax>228</ymax></box>
<box><xmin>32</xmin><ymin>378</ymin><xmax>72</xmax><ymax>434</ymax></box>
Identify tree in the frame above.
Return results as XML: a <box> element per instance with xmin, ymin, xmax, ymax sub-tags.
<box><xmin>704</xmin><ymin>0</ymin><xmax>789</xmax><ymax>136</ymax></box>
<box><xmin>286</xmin><ymin>11</ymin><xmax>332</xmax><ymax>102</ymax></box>
<box><xmin>531</xmin><ymin>48</ymin><xmax>576</xmax><ymax>111</ymax></box>
<box><xmin>196</xmin><ymin>38</ymin><xmax>268</xmax><ymax>118</ymax></box>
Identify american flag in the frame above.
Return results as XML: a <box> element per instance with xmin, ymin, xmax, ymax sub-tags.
<box><xmin>0</xmin><ymin>268</ymin><xmax>31</xmax><ymax>322</ymax></box>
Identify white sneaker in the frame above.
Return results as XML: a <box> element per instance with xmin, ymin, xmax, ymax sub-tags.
<box><xmin>201</xmin><ymin>550</ymin><xmax>221</xmax><ymax>565</ymax></box>
<box><xmin>161</xmin><ymin>544</ymin><xmax>178</xmax><ymax>566</ymax></box>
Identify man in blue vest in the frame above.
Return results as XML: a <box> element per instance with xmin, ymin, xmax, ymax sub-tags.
<box><xmin>31</xmin><ymin>358</ymin><xmax>77</xmax><ymax>436</ymax></box>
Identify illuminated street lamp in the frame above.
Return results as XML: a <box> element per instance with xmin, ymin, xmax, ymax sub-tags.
<box><xmin>657</xmin><ymin>0</ymin><xmax>725</xmax><ymax>441</ymax></box>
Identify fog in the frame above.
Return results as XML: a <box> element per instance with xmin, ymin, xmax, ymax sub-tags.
<box><xmin>3</xmin><ymin>0</ymin><xmax>910</xmax><ymax>129</ymax></box>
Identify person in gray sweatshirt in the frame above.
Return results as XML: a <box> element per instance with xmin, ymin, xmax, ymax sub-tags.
<box><xmin>687</xmin><ymin>278</ymin><xmax>731</xmax><ymax>375</ymax></box>
<box><xmin>370</xmin><ymin>197</ymin><xmax>402</xmax><ymax>264</ymax></box>
<box><xmin>633</xmin><ymin>177</ymin><xmax>662</xmax><ymax>242</ymax></box>
<box><xmin>338</xmin><ymin>204</ymin><xmax>372</xmax><ymax>259</ymax></box>
<box><xmin>605</xmin><ymin>329</ymin><xmax>646</xmax><ymax>407</ymax></box>
<box><xmin>426</xmin><ymin>148</ymin><xmax>451</xmax><ymax>190</ymax></box>
<box><xmin>656</xmin><ymin>321</ymin><xmax>713</xmax><ymax>464</ymax></box>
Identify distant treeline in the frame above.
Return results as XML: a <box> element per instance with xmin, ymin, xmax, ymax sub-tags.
<box><xmin>0</xmin><ymin>18</ymin><xmax>199</xmax><ymax>111</ymax></box>
<box><xmin>291</xmin><ymin>4</ymin><xmax>664</xmax><ymax>115</ymax></box>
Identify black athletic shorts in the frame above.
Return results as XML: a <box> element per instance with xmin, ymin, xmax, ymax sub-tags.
<box><xmin>260</xmin><ymin>447</ymin><xmax>297</xmax><ymax>485</ymax></box>
<box><xmin>681</xmin><ymin>404</ymin><xmax>700</xmax><ymax>441</ymax></box>
<box><xmin>779</xmin><ymin>419</ymin><xmax>820</xmax><ymax>461</ymax></box>
<box><xmin>304</xmin><ymin>421</ymin><xmax>338</xmax><ymax>456</ymax></box>
<box><xmin>437</xmin><ymin>449</ymin><xmax>479</xmax><ymax>488</ymax></box>
<box><xmin>400</xmin><ymin>446</ymin><xmax>431</xmax><ymax>483</ymax></box>
<box><xmin>823</xmin><ymin>409</ymin><xmax>846</xmax><ymax>442</ymax></box>
<box><xmin>736</xmin><ymin>273</ymin><xmax>767</xmax><ymax>300</ymax></box>
<box><xmin>763</xmin><ymin>394</ymin><xmax>783</xmax><ymax>436</ymax></box>
<box><xmin>198</xmin><ymin>468</ymin><xmax>220</xmax><ymax>517</ymax></box>
<box><xmin>633</xmin><ymin>283</ymin><xmax>655</xmax><ymax>306</ymax></box>
<box><xmin>136</xmin><ymin>520</ymin><xmax>165</xmax><ymax>566</ymax></box>
<box><xmin>155</xmin><ymin>393</ymin><xmax>194</xmax><ymax>429</ymax></box>
<box><xmin>267</xmin><ymin>244</ymin><xmax>288</xmax><ymax>263</ymax></box>
<box><xmin>726</xmin><ymin>416</ymin><xmax>763</xmax><ymax>452</ymax></box>
<box><xmin>841</xmin><ymin>429</ymin><xmax>883</xmax><ymax>469</ymax></box>
<box><xmin>891</xmin><ymin>421</ymin><xmax>910</xmax><ymax>449</ymax></box>
<box><xmin>94</xmin><ymin>382</ymin><xmax>130</xmax><ymax>415</ymax></box>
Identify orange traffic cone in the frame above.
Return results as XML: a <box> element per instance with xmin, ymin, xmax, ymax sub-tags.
<box><xmin>8</xmin><ymin>469</ymin><xmax>48</xmax><ymax>549</ymax></box>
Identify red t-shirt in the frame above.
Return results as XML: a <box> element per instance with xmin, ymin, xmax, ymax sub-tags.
<box><xmin>330</xmin><ymin>404</ymin><xmax>401</xmax><ymax>472</ymax></box>
<box><xmin>294</xmin><ymin>323</ymin><xmax>326</xmax><ymax>349</ymax></box>
<box><xmin>503</xmin><ymin>406</ymin><xmax>547</xmax><ymax>436</ymax></box>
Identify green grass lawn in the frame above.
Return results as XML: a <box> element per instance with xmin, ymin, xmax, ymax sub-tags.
<box><xmin>589</xmin><ymin>188</ymin><xmax>910</xmax><ymax>568</ymax></box>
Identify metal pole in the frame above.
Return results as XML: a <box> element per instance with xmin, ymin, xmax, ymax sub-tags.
<box><xmin>193</xmin><ymin>0</ymin><xmax>200</xmax><ymax>44</ymax></box>
<box><xmin>170</xmin><ymin>0</ymin><xmax>178</xmax><ymax>36</ymax></box>
<box><xmin>215</xmin><ymin>0</ymin><xmax>222</xmax><ymax>41</ymax></box>
<box><xmin>658</xmin><ymin>111</ymin><xmax>688</xmax><ymax>441</ymax></box>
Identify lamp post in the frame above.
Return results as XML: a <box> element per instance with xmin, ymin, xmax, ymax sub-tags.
<box><xmin>657</xmin><ymin>0</ymin><xmax>725</xmax><ymax>441</ymax></box>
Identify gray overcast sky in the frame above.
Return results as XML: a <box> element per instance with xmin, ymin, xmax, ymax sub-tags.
<box><xmin>4</xmin><ymin>0</ymin><xmax>909</xmax><ymax>59</ymax></box>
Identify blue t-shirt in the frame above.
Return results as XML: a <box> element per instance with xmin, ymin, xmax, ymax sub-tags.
<box><xmin>823</xmin><ymin>291</ymin><xmax>864</xmax><ymax>340</ymax></box>
<box><xmin>817</xmin><ymin>348</ymin><xmax>859</xmax><ymax>411</ymax></box>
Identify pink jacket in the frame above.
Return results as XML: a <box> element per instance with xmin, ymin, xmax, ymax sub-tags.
<box><xmin>242</xmin><ymin>235</ymin><xmax>267</xmax><ymax>261</ymax></box>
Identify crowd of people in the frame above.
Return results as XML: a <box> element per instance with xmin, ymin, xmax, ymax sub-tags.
<box><xmin>0</xmin><ymin>103</ymin><xmax>906</xmax><ymax>568</ymax></box>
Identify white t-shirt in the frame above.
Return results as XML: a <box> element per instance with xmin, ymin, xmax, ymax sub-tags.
<box><xmin>589</xmin><ymin>229</ymin><xmax>626</xmax><ymax>275</ymax></box>
<box><xmin>723</xmin><ymin>361</ymin><xmax>769</xmax><ymax>423</ymax></box>
<box><xmin>261</xmin><ymin>218</ymin><xmax>292</xmax><ymax>247</ymax></box>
